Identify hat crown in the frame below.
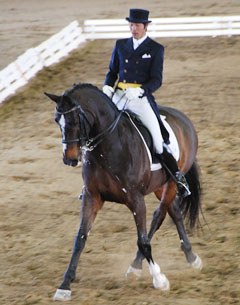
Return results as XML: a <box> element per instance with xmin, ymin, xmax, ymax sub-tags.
<box><xmin>126</xmin><ymin>8</ymin><xmax>151</xmax><ymax>23</ymax></box>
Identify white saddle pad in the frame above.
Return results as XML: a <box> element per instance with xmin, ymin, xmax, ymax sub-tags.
<box><xmin>129</xmin><ymin>115</ymin><xmax>180</xmax><ymax>171</ymax></box>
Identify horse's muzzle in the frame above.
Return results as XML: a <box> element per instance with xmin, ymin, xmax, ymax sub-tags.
<box><xmin>62</xmin><ymin>145</ymin><xmax>80</xmax><ymax>167</ymax></box>
<box><xmin>63</xmin><ymin>157</ymin><xmax>78</xmax><ymax>167</ymax></box>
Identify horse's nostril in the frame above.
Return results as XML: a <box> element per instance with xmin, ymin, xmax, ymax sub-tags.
<box><xmin>70</xmin><ymin>160</ymin><xmax>78</xmax><ymax>167</ymax></box>
<box><xmin>63</xmin><ymin>157</ymin><xmax>78</xmax><ymax>167</ymax></box>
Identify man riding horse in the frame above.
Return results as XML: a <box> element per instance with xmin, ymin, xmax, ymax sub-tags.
<box><xmin>103</xmin><ymin>8</ymin><xmax>190</xmax><ymax>197</ymax></box>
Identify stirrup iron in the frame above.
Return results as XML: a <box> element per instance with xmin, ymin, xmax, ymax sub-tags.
<box><xmin>176</xmin><ymin>171</ymin><xmax>191</xmax><ymax>197</ymax></box>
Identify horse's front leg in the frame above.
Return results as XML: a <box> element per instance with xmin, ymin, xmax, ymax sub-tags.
<box><xmin>53</xmin><ymin>193</ymin><xmax>103</xmax><ymax>301</ymax></box>
<box><xmin>168</xmin><ymin>197</ymin><xmax>203</xmax><ymax>269</ymax></box>
<box><xmin>127</xmin><ymin>186</ymin><xmax>172</xmax><ymax>278</ymax></box>
<box><xmin>127</xmin><ymin>196</ymin><xmax>169</xmax><ymax>291</ymax></box>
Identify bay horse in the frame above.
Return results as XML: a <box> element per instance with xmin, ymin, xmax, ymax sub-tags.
<box><xmin>45</xmin><ymin>83</ymin><xmax>202</xmax><ymax>301</ymax></box>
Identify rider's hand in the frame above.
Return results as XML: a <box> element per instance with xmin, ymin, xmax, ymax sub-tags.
<box><xmin>125</xmin><ymin>87</ymin><xmax>144</xmax><ymax>100</ymax></box>
<box><xmin>102</xmin><ymin>85</ymin><xmax>114</xmax><ymax>99</ymax></box>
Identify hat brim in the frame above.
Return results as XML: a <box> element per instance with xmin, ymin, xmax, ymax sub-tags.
<box><xmin>126</xmin><ymin>17</ymin><xmax>152</xmax><ymax>23</ymax></box>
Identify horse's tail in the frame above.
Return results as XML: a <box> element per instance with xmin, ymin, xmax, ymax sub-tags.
<box><xmin>180</xmin><ymin>160</ymin><xmax>202</xmax><ymax>230</ymax></box>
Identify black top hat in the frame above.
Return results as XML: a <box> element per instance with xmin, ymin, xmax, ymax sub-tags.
<box><xmin>126</xmin><ymin>8</ymin><xmax>152</xmax><ymax>24</ymax></box>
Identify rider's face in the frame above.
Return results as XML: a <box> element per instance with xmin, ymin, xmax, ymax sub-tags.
<box><xmin>129</xmin><ymin>22</ymin><xmax>148</xmax><ymax>40</ymax></box>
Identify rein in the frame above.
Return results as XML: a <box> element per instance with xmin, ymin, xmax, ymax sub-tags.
<box><xmin>84</xmin><ymin>92</ymin><xmax>127</xmax><ymax>150</ymax></box>
<box><xmin>85</xmin><ymin>109</ymin><xmax>123</xmax><ymax>151</ymax></box>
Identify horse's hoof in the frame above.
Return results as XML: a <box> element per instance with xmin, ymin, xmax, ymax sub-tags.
<box><xmin>125</xmin><ymin>265</ymin><xmax>142</xmax><ymax>279</ymax></box>
<box><xmin>53</xmin><ymin>289</ymin><xmax>71</xmax><ymax>301</ymax></box>
<box><xmin>191</xmin><ymin>254</ymin><xmax>203</xmax><ymax>270</ymax></box>
<box><xmin>148</xmin><ymin>262</ymin><xmax>170</xmax><ymax>291</ymax></box>
<box><xmin>153</xmin><ymin>272</ymin><xmax>170</xmax><ymax>291</ymax></box>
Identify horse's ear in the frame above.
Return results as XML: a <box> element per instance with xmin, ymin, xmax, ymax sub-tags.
<box><xmin>44</xmin><ymin>92</ymin><xmax>61</xmax><ymax>104</ymax></box>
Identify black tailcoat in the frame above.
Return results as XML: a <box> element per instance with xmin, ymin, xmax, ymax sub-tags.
<box><xmin>104</xmin><ymin>37</ymin><xmax>169</xmax><ymax>143</ymax></box>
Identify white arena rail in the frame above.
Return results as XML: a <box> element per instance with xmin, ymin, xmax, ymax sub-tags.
<box><xmin>0</xmin><ymin>21</ymin><xmax>85</xmax><ymax>104</ymax></box>
<box><xmin>83</xmin><ymin>16</ymin><xmax>240</xmax><ymax>39</ymax></box>
<box><xmin>1</xmin><ymin>16</ymin><xmax>240</xmax><ymax>104</ymax></box>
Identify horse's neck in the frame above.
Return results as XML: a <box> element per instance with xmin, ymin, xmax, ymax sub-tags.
<box><xmin>82</xmin><ymin>92</ymin><xmax>117</xmax><ymax>127</ymax></box>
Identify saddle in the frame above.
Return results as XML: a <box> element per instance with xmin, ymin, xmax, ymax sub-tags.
<box><xmin>123</xmin><ymin>110</ymin><xmax>180</xmax><ymax>172</ymax></box>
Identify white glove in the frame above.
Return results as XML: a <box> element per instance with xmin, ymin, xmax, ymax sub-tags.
<box><xmin>102</xmin><ymin>85</ymin><xmax>114</xmax><ymax>99</ymax></box>
<box><xmin>125</xmin><ymin>87</ymin><xmax>144</xmax><ymax>100</ymax></box>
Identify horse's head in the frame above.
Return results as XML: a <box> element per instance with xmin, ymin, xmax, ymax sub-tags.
<box><xmin>45</xmin><ymin>83</ymin><xmax>120</xmax><ymax>166</ymax></box>
<box><xmin>45</xmin><ymin>92</ymin><xmax>87</xmax><ymax>167</ymax></box>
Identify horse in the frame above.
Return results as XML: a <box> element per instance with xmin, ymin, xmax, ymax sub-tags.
<box><xmin>45</xmin><ymin>83</ymin><xmax>202</xmax><ymax>301</ymax></box>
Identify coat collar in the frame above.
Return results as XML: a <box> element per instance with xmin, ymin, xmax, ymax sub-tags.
<box><xmin>124</xmin><ymin>37</ymin><xmax>151</xmax><ymax>58</ymax></box>
<box><xmin>133</xmin><ymin>34</ymin><xmax>148</xmax><ymax>49</ymax></box>
<box><xmin>124</xmin><ymin>37</ymin><xmax>152</xmax><ymax>58</ymax></box>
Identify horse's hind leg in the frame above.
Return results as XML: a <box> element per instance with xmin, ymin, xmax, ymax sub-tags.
<box><xmin>53</xmin><ymin>193</ymin><xmax>104</xmax><ymax>301</ymax></box>
<box><xmin>168</xmin><ymin>197</ymin><xmax>202</xmax><ymax>269</ymax></box>
<box><xmin>127</xmin><ymin>196</ymin><xmax>169</xmax><ymax>290</ymax></box>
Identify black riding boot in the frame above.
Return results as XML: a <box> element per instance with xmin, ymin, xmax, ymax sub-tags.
<box><xmin>157</xmin><ymin>146</ymin><xmax>191</xmax><ymax>198</ymax></box>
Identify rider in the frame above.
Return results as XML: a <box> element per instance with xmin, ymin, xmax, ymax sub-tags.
<box><xmin>103</xmin><ymin>8</ymin><xmax>190</xmax><ymax>197</ymax></box>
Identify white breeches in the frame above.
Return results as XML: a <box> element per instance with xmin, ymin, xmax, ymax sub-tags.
<box><xmin>112</xmin><ymin>89</ymin><xmax>164</xmax><ymax>154</ymax></box>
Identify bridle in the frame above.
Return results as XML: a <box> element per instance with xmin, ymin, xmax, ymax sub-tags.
<box><xmin>56</xmin><ymin>103</ymin><xmax>124</xmax><ymax>151</ymax></box>
<box><xmin>56</xmin><ymin>105</ymin><xmax>91</xmax><ymax>146</ymax></box>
